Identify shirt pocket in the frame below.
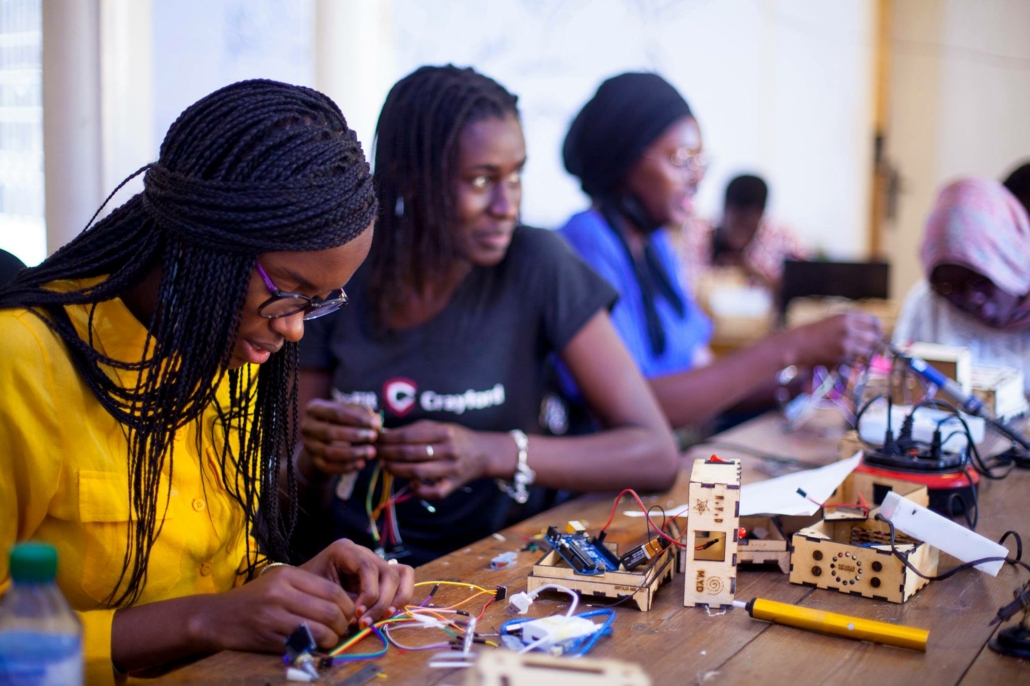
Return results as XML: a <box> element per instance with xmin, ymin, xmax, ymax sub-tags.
<box><xmin>77</xmin><ymin>470</ymin><xmax>183</xmax><ymax>604</ymax></box>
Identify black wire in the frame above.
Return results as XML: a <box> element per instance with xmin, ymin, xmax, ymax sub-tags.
<box><xmin>853</xmin><ymin>393</ymin><xmax>891</xmax><ymax>451</ymax></box>
<box><xmin>647</xmin><ymin>505</ymin><xmax>668</xmax><ymax>541</ymax></box>
<box><xmin>874</xmin><ymin>514</ymin><xmax>1029</xmax><ymax>581</ymax></box>
<box><xmin>606</xmin><ymin>552</ymin><xmax>665</xmax><ymax>609</ymax></box>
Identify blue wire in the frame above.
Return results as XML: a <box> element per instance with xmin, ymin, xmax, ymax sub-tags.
<box><xmin>500</xmin><ymin>609</ymin><xmax>616</xmax><ymax>657</ymax></box>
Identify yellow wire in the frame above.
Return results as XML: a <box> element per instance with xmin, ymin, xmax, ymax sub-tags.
<box><xmin>415</xmin><ymin>580</ymin><xmax>496</xmax><ymax>594</ymax></box>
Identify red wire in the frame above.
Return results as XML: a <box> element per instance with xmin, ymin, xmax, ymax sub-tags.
<box><xmin>600</xmin><ymin>489</ymin><xmax>686</xmax><ymax>549</ymax></box>
<box><xmin>807</xmin><ymin>492</ymin><xmax>870</xmax><ymax>515</ymax></box>
<box><xmin>475</xmin><ymin>594</ymin><xmax>495</xmax><ymax>621</ymax></box>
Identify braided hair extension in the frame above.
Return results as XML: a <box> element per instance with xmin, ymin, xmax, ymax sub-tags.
<box><xmin>368</xmin><ymin>65</ymin><xmax>518</xmax><ymax>325</ymax></box>
<box><xmin>0</xmin><ymin>80</ymin><xmax>377</xmax><ymax>606</ymax></box>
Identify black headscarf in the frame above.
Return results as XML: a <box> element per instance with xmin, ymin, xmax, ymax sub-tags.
<box><xmin>563</xmin><ymin>72</ymin><xmax>693</xmax><ymax>356</ymax></box>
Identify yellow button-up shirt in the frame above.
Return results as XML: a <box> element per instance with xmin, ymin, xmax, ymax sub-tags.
<box><xmin>0</xmin><ymin>282</ymin><xmax>258</xmax><ymax>685</ymax></box>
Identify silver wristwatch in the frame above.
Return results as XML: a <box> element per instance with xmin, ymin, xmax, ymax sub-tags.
<box><xmin>497</xmin><ymin>429</ymin><xmax>535</xmax><ymax>504</ymax></box>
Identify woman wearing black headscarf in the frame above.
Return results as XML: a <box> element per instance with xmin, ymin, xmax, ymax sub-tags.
<box><xmin>559</xmin><ymin>72</ymin><xmax>882</xmax><ymax>428</ymax></box>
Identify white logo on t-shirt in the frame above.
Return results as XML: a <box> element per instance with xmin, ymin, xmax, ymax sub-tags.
<box><xmin>383</xmin><ymin>378</ymin><xmax>418</xmax><ymax>417</ymax></box>
<box><xmin>420</xmin><ymin>384</ymin><xmax>506</xmax><ymax>415</ymax></box>
<box><xmin>331</xmin><ymin>388</ymin><xmax>379</xmax><ymax>410</ymax></box>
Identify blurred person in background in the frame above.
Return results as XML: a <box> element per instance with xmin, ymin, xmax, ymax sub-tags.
<box><xmin>1003</xmin><ymin>160</ymin><xmax>1030</xmax><ymax>218</ymax></box>
<box><xmin>680</xmin><ymin>173</ymin><xmax>810</xmax><ymax>294</ymax></box>
<box><xmin>893</xmin><ymin>177</ymin><xmax>1030</xmax><ymax>393</ymax></box>
<box><xmin>0</xmin><ymin>248</ymin><xmax>25</xmax><ymax>289</ymax></box>
<box><xmin>558</xmin><ymin>72</ymin><xmax>881</xmax><ymax>430</ymax></box>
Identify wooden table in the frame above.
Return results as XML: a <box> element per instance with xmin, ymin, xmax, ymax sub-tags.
<box><xmin>153</xmin><ymin>411</ymin><xmax>1030</xmax><ymax>685</ymax></box>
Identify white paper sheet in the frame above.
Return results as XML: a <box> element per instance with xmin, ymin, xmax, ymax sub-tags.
<box><xmin>625</xmin><ymin>453</ymin><xmax>862</xmax><ymax>519</ymax></box>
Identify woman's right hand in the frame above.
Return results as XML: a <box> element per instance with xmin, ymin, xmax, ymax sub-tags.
<box><xmin>780</xmin><ymin>312</ymin><xmax>883</xmax><ymax>368</ymax></box>
<box><xmin>299</xmin><ymin>399</ymin><xmax>382</xmax><ymax>478</ymax></box>
<box><xmin>191</xmin><ymin>565</ymin><xmax>357</xmax><ymax>654</ymax></box>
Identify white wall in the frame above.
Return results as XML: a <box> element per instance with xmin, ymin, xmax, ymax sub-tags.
<box><xmin>385</xmin><ymin>0</ymin><xmax>877</xmax><ymax>258</ymax></box>
<box><xmin>885</xmin><ymin>0</ymin><xmax>1030</xmax><ymax>301</ymax></box>
<box><xmin>150</xmin><ymin>0</ymin><xmax>313</xmax><ymax>153</ymax></box>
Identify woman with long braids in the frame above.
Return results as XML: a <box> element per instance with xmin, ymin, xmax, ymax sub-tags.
<box><xmin>293</xmin><ymin>65</ymin><xmax>678</xmax><ymax>566</ymax></box>
<box><xmin>559</xmin><ymin>72</ymin><xmax>883</xmax><ymax>428</ymax></box>
<box><xmin>0</xmin><ymin>80</ymin><xmax>413</xmax><ymax>683</ymax></box>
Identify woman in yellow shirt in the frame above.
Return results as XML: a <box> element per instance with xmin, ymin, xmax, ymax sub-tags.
<box><xmin>0</xmin><ymin>80</ymin><xmax>413</xmax><ymax>684</ymax></box>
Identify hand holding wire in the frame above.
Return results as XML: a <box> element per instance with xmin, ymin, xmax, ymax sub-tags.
<box><xmin>300</xmin><ymin>399</ymin><xmax>382</xmax><ymax>477</ymax></box>
<box><xmin>377</xmin><ymin>420</ymin><xmax>489</xmax><ymax>499</ymax></box>
<box><xmin>298</xmin><ymin>539</ymin><xmax>415</xmax><ymax>628</ymax></box>
<box><xmin>195</xmin><ymin>564</ymin><xmax>356</xmax><ymax>654</ymax></box>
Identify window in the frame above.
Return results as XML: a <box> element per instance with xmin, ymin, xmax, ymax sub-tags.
<box><xmin>0</xmin><ymin>0</ymin><xmax>44</xmax><ymax>266</ymax></box>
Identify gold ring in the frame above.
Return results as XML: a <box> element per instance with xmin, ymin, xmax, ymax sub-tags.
<box><xmin>388</xmin><ymin>558</ymin><xmax>398</xmax><ymax>566</ymax></box>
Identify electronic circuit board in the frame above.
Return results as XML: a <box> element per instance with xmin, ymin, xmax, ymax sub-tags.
<box><xmin>544</xmin><ymin>526</ymin><xmax>620</xmax><ymax>575</ymax></box>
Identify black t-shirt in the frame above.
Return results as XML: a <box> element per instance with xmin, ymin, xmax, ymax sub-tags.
<box><xmin>298</xmin><ymin>226</ymin><xmax>617</xmax><ymax>565</ymax></box>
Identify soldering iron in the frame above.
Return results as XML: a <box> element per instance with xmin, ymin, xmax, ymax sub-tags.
<box><xmin>888</xmin><ymin>344</ymin><xmax>1030</xmax><ymax>455</ymax></box>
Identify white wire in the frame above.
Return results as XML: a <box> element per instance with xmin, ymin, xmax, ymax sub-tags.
<box><xmin>381</xmin><ymin>622</ymin><xmax>451</xmax><ymax>652</ymax></box>
<box><xmin>516</xmin><ymin>584</ymin><xmax>579</xmax><ymax>654</ymax></box>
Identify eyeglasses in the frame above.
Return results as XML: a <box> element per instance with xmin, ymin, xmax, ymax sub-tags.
<box><xmin>254</xmin><ymin>263</ymin><xmax>348</xmax><ymax>320</ymax></box>
<box><xmin>647</xmin><ymin>148</ymin><xmax>711</xmax><ymax>175</ymax></box>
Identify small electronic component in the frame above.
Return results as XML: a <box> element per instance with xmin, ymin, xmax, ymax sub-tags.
<box><xmin>284</xmin><ymin>624</ymin><xmax>316</xmax><ymax>663</ymax></box>
<box><xmin>566</xmin><ymin>520</ymin><xmax>587</xmax><ymax>534</ymax></box>
<box><xmin>619</xmin><ymin>536</ymin><xmax>667</xmax><ymax>571</ymax></box>
<box><xmin>283</xmin><ymin>624</ymin><xmax>319</xmax><ymax>681</ymax></box>
<box><xmin>544</xmin><ymin>526</ymin><xmax>620</xmax><ymax>576</ymax></box>
<box><xmin>490</xmin><ymin>552</ymin><xmax>518</xmax><ymax>569</ymax></box>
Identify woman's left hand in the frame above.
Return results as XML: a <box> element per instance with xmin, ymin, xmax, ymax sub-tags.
<box><xmin>376</xmin><ymin>420</ymin><xmax>495</xmax><ymax>499</ymax></box>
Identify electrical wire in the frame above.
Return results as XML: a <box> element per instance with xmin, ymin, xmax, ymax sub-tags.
<box><xmin>500</xmin><ymin>609</ymin><xmax>616</xmax><ymax>658</ymax></box>
<box><xmin>874</xmin><ymin>515</ymin><xmax>1029</xmax><ymax>580</ymax></box>
<box><xmin>512</xmin><ymin>584</ymin><xmax>578</xmax><ymax>655</ymax></box>
<box><xmin>326</xmin><ymin>580</ymin><xmax>501</xmax><ymax>663</ymax></box>
<box><xmin>599</xmin><ymin>489</ymin><xmax>686</xmax><ymax>548</ymax></box>
<box><xmin>798</xmin><ymin>489</ymin><xmax>870</xmax><ymax>517</ymax></box>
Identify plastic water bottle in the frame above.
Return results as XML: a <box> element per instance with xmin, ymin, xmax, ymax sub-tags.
<box><xmin>0</xmin><ymin>543</ymin><xmax>82</xmax><ymax>686</ymax></box>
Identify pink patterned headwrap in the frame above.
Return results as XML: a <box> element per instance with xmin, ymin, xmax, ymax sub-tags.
<box><xmin>921</xmin><ymin>178</ymin><xmax>1030</xmax><ymax>329</ymax></box>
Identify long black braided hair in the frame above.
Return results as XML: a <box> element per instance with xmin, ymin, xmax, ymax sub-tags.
<box><xmin>0</xmin><ymin>80</ymin><xmax>377</xmax><ymax>606</ymax></box>
<box><xmin>368</xmin><ymin>65</ymin><xmax>518</xmax><ymax>325</ymax></box>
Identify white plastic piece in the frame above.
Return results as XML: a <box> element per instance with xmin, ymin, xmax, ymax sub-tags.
<box><xmin>859</xmin><ymin>405</ymin><xmax>985</xmax><ymax>450</ymax></box>
<box><xmin>334</xmin><ymin>471</ymin><xmax>359</xmax><ymax>500</ymax></box>
<box><xmin>491</xmin><ymin>551</ymin><xmax>518</xmax><ymax>569</ymax></box>
<box><xmin>411</xmin><ymin>613</ymin><xmax>445</xmax><ymax>628</ymax></box>
<box><xmin>286</xmin><ymin>667</ymin><xmax>315</xmax><ymax>682</ymax></box>
<box><xmin>509</xmin><ymin>591</ymin><xmax>533</xmax><ymax>614</ymax></box>
<box><xmin>428</xmin><ymin>650</ymin><xmax>476</xmax><ymax>668</ymax></box>
<box><xmin>519</xmin><ymin>615</ymin><xmax>601</xmax><ymax>649</ymax></box>
<box><xmin>878</xmin><ymin>491</ymin><xmax>1007</xmax><ymax>575</ymax></box>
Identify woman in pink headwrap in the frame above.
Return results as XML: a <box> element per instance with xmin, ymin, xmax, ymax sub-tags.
<box><xmin>893</xmin><ymin>177</ymin><xmax>1030</xmax><ymax>392</ymax></box>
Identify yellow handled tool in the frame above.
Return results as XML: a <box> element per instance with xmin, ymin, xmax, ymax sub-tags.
<box><xmin>734</xmin><ymin>597</ymin><xmax>928</xmax><ymax>651</ymax></box>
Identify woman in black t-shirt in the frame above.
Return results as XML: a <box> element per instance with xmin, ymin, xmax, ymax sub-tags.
<box><xmin>293</xmin><ymin>65</ymin><xmax>678</xmax><ymax>565</ymax></box>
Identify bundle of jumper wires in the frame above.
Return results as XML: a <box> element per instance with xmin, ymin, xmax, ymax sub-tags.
<box><xmin>318</xmin><ymin>581</ymin><xmax>503</xmax><ymax>666</ymax></box>
<box><xmin>365</xmin><ymin>462</ymin><xmax>412</xmax><ymax>552</ymax></box>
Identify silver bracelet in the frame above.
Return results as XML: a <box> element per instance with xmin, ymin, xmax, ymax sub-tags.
<box><xmin>259</xmin><ymin>561</ymin><xmax>291</xmax><ymax>577</ymax></box>
<box><xmin>497</xmin><ymin>429</ymin><xmax>535</xmax><ymax>504</ymax></box>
